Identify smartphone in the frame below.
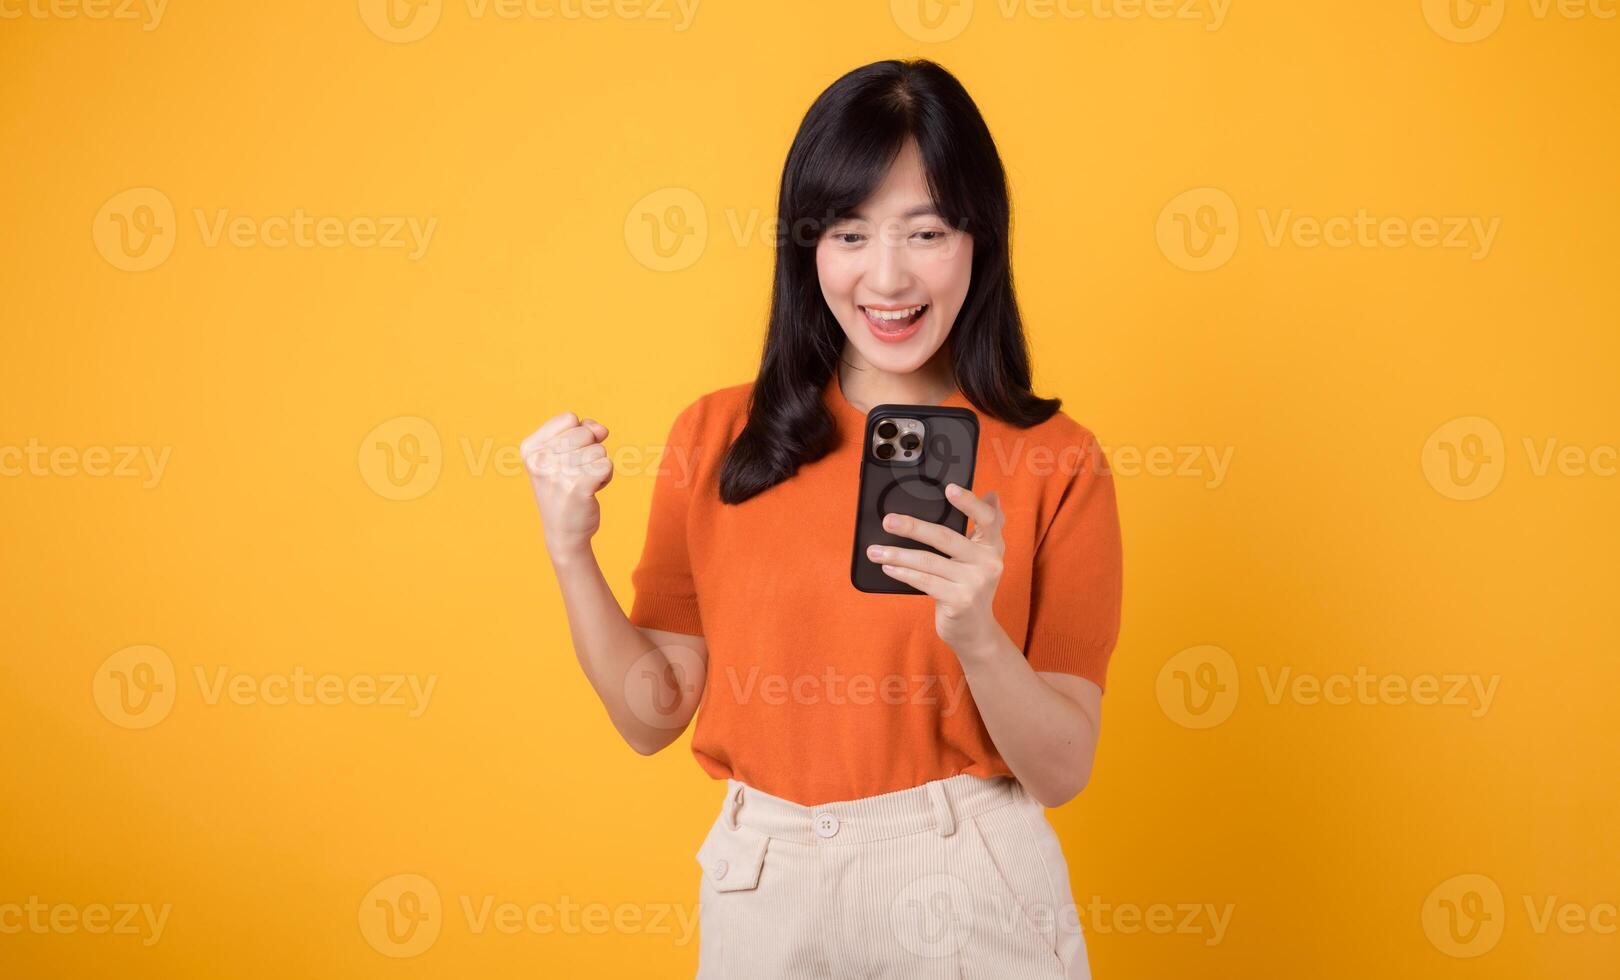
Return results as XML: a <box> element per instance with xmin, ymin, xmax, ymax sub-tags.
<box><xmin>850</xmin><ymin>402</ymin><xmax>980</xmax><ymax>594</ymax></box>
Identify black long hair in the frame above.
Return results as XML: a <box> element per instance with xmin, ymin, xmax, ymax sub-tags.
<box><xmin>718</xmin><ymin>58</ymin><xmax>1061</xmax><ymax>505</ymax></box>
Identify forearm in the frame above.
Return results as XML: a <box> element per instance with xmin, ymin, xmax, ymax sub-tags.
<box><xmin>955</xmin><ymin>625</ymin><xmax>1100</xmax><ymax>808</ymax></box>
<box><xmin>548</xmin><ymin>545</ymin><xmax>683</xmax><ymax>755</ymax></box>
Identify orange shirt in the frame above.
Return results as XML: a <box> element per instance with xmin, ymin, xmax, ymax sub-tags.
<box><xmin>627</xmin><ymin>372</ymin><xmax>1123</xmax><ymax>806</ymax></box>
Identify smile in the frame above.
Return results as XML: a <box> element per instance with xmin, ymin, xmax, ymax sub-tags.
<box><xmin>859</xmin><ymin>303</ymin><xmax>929</xmax><ymax>342</ymax></box>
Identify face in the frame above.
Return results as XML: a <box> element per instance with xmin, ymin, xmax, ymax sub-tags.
<box><xmin>815</xmin><ymin>137</ymin><xmax>974</xmax><ymax>375</ymax></box>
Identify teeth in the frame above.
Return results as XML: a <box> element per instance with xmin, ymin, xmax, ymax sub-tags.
<box><xmin>863</xmin><ymin>304</ymin><xmax>927</xmax><ymax>321</ymax></box>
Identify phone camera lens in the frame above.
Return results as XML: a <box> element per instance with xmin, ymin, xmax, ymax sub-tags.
<box><xmin>876</xmin><ymin>420</ymin><xmax>898</xmax><ymax>440</ymax></box>
<box><xmin>898</xmin><ymin>433</ymin><xmax>920</xmax><ymax>451</ymax></box>
<box><xmin>875</xmin><ymin>442</ymin><xmax>895</xmax><ymax>460</ymax></box>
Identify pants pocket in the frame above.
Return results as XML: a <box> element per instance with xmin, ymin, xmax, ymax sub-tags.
<box><xmin>962</xmin><ymin>803</ymin><xmax>1067</xmax><ymax>975</ymax></box>
<box><xmin>695</xmin><ymin>815</ymin><xmax>771</xmax><ymax>892</ymax></box>
<box><xmin>1008</xmin><ymin>791</ymin><xmax>1091</xmax><ymax>978</ymax></box>
<box><xmin>693</xmin><ymin>814</ymin><xmax>772</xmax><ymax>979</ymax></box>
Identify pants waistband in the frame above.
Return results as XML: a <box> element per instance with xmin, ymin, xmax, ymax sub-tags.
<box><xmin>720</xmin><ymin>773</ymin><xmax>1027</xmax><ymax>846</ymax></box>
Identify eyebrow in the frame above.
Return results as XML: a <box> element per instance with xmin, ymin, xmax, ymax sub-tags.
<box><xmin>840</xmin><ymin>204</ymin><xmax>942</xmax><ymax>221</ymax></box>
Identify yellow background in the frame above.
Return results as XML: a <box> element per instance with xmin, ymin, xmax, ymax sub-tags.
<box><xmin>2</xmin><ymin>0</ymin><xmax>1617</xmax><ymax>976</ymax></box>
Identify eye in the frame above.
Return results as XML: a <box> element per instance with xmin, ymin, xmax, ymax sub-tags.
<box><xmin>829</xmin><ymin>231</ymin><xmax>865</xmax><ymax>245</ymax></box>
<box><xmin>914</xmin><ymin>230</ymin><xmax>947</xmax><ymax>243</ymax></box>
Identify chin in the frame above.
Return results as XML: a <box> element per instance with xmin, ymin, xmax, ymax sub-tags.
<box><xmin>854</xmin><ymin>336</ymin><xmax>940</xmax><ymax>373</ymax></box>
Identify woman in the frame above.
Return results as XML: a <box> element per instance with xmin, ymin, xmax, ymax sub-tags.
<box><xmin>524</xmin><ymin>59</ymin><xmax>1123</xmax><ymax>979</ymax></box>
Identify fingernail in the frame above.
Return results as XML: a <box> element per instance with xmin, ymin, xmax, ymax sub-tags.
<box><xmin>883</xmin><ymin>514</ymin><xmax>898</xmax><ymax>529</ymax></box>
<box><xmin>867</xmin><ymin>545</ymin><xmax>883</xmax><ymax>558</ymax></box>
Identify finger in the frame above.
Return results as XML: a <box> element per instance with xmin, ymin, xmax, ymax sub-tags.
<box><xmin>881</xmin><ymin>511</ymin><xmax>972</xmax><ymax>559</ymax></box>
<box><xmin>524</xmin><ymin>414</ymin><xmax>608</xmax><ymax>455</ymax></box>
<box><xmin>548</xmin><ymin>425</ymin><xmax>602</xmax><ymax>453</ymax></box>
<box><xmin>578</xmin><ymin>454</ymin><xmax>614</xmax><ymax>491</ymax></box>
<box><xmin>527</xmin><ymin>411</ymin><xmax>580</xmax><ymax>448</ymax></box>
<box><xmin>523</xmin><ymin>415</ymin><xmax>592</xmax><ymax>457</ymax></box>
<box><xmin>559</xmin><ymin>442</ymin><xmax>607</xmax><ymax>469</ymax></box>
<box><xmin>866</xmin><ymin>543</ymin><xmax>966</xmax><ymax>583</ymax></box>
<box><xmin>878</xmin><ymin>563</ymin><xmax>961</xmax><ymax>599</ymax></box>
<box><xmin>526</xmin><ymin>433</ymin><xmax>604</xmax><ymax>476</ymax></box>
<box><xmin>945</xmin><ymin>483</ymin><xmax>1000</xmax><ymax>536</ymax></box>
<box><xmin>972</xmin><ymin>490</ymin><xmax>1006</xmax><ymax>548</ymax></box>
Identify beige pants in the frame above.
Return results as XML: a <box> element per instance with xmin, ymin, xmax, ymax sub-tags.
<box><xmin>693</xmin><ymin>772</ymin><xmax>1091</xmax><ymax>978</ymax></box>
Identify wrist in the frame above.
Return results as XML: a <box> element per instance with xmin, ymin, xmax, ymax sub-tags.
<box><xmin>953</xmin><ymin>620</ymin><xmax>1010</xmax><ymax>665</ymax></box>
<box><xmin>547</xmin><ymin>541</ymin><xmax>595</xmax><ymax>570</ymax></box>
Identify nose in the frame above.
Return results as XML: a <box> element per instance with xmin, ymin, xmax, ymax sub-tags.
<box><xmin>865</xmin><ymin>226</ymin><xmax>913</xmax><ymax>296</ymax></box>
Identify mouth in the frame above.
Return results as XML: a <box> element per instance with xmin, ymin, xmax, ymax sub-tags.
<box><xmin>859</xmin><ymin>303</ymin><xmax>929</xmax><ymax>342</ymax></box>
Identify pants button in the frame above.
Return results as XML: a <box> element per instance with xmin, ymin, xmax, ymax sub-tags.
<box><xmin>813</xmin><ymin>812</ymin><xmax>840</xmax><ymax>838</ymax></box>
<box><xmin>712</xmin><ymin>858</ymin><xmax>729</xmax><ymax>880</ymax></box>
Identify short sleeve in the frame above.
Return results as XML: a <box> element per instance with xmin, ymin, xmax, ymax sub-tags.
<box><xmin>627</xmin><ymin>402</ymin><xmax>705</xmax><ymax>636</ymax></box>
<box><xmin>1022</xmin><ymin>432</ymin><xmax>1123</xmax><ymax>689</ymax></box>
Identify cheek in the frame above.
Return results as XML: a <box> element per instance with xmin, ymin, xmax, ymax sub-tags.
<box><xmin>920</xmin><ymin>249</ymin><xmax>973</xmax><ymax>304</ymax></box>
<box><xmin>815</xmin><ymin>247</ymin><xmax>857</xmax><ymax>300</ymax></box>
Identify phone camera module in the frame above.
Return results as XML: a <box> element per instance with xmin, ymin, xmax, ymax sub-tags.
<box><xmin>871</xmin><ymin>416</ymin><xmax>925</xmax><ymax>463</ymax></box>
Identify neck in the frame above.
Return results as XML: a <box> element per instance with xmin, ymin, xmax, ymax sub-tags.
<box><xmin>836</xmin><ymin>344</ymin><xmax>958</xmax><ymax>413</ymax></box>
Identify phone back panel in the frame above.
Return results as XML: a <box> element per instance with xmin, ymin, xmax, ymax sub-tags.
<box><xmin>850</xmin><ymin>403</ymin><xmax>980</xmax><ymax>595</ymax></box>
